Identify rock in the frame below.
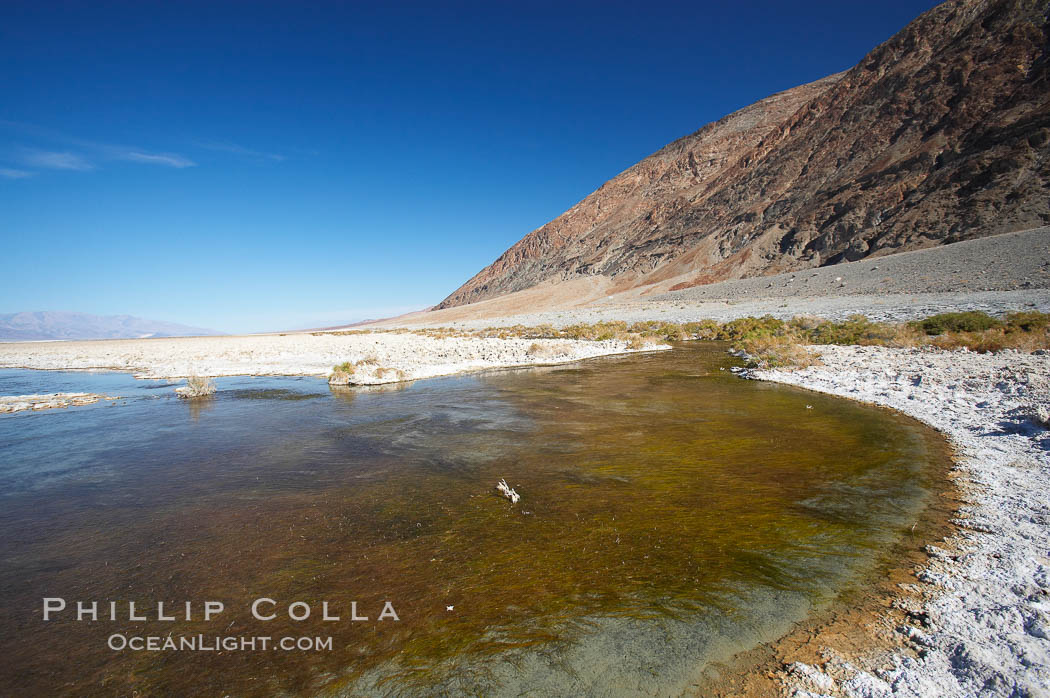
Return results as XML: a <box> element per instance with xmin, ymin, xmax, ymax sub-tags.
<box><xmin>787</xmin><ymin>662</ymin><xmax>836</xmax><ymax>691</ymax></box>
<box><xmin>1013</xmin><ymin>403</ymin><xmax>1050</xmax><ymax>429</ymax></box>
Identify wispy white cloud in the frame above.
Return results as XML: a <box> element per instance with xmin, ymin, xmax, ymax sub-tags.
<box><xmin>117</xmin><ymin>151</ymin><xmax>196</xmax><ymax>168</ymax></box>
<box><xmin>195</xmin><ymin>140</ymin><xmax>285</xmax><ymax>162</ymax></box>
<box><xmin>0</xmin><ymin>167</ymin><xmax>33</xmax><ymax>179</ymax></box>
<box><xmin>20</xmin><ymin>149</ymin><xmax>94</xmax><ymax>171</ymax></box>
<box><xmin>1</xmin><ymin>121</ymin><xmax>196</xmax><ymax>173</ymax></box>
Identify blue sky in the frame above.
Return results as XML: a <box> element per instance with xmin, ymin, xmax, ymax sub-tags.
<box><xmin>1</xmin><ymin>0</ymin><xmax>939</xmax><ymax>333</ymax></box>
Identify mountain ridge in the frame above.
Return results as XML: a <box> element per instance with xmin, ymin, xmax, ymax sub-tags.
<box><xmin>438</xmin><ymin>0</ymin><xmax>1050</xmax><ymax>310</ymax></box>
<box><xmin>0</xmin><ymin>311</ymin><xmax>224</xmax><ymax>342</ymax></box>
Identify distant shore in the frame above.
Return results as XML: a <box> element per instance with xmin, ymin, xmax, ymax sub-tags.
<box><xmin>0</xmin><ymin>332</ymin><xmax>667</xmax><ymax>384</ymax></box>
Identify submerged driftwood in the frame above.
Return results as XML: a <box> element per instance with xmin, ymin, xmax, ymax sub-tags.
<box><xmin>496</xmin><ymin>478</ymin><xmax>520</xmax><ymax>503</ymax></box>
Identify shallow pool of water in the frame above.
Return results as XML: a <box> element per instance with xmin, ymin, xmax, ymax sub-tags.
<box><xmin>0</xmin><ymin>344</ymin><xmax>950</xmax><ymax>695</ymax></box>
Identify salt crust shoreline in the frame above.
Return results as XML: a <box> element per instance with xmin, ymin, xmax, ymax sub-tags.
<box><xmin>0</xmin><ymin>392</ymin><xmax>117</xmax><ymax>414</ymax></box>
<box><xmin>750</xmin><ymin>345</ymin><xmax>1050</xmax><ymax>697</ymax></box>
<box><xmin>0</xmin><ymin>333</ymin><xmax>667</xmax><ymax>384</ymax></box>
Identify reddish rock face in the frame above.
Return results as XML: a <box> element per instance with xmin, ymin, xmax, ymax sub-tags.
<box><xmin>439</xmin><ymin>0</ymin><xmax>1050</xmax><ymax>309</ymax></box>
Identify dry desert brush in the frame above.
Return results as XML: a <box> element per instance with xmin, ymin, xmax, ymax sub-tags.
<box><xmin>175</xmin><ymin>375</ymin><xmax>216</xmax><ymax>398</ymax></box>
<box><xmin>730</xmin><ymin>311</ymin><xmax>1049</xmax><ymax>369</ymax></box>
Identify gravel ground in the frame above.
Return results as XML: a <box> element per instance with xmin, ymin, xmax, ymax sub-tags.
<box><xmin>380</xmin><ymin>228</ymin><xmax>1050</xmax><ymax>330</ymax></box>
<box><xmin>406</xmin><ymin>289</ymin><xmax>1050</xmax><ymax>330</ymax></box>
<box><xmin>655</xmin><ymin>227</ymin><xmax>1050</xmax><ymax>301</ymax></box>
<box><xmin>750</xmin><ymin>345</ymin><xmax>1050</xmax><ymax>697</ymax></box>
<box><xmin>0</xmin><ymin>333</ymin><xmax>666</xmax><ymax>385</ymax></box>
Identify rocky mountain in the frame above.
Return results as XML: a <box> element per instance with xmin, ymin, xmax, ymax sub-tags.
<box><xmin>0</xmin><ymin>312</ymin><xmax>223</xmax><ymax>341</ymax></box>
<box><xmin>439</xmin><ymin>0</ymin><xmax>1050</xmax><ymax>310</ymax></box>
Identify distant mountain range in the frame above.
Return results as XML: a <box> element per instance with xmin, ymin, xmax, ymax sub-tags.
<box><xmin>0</xmin><ymin>312</ymin><xmax>224</xmax><ymax>341</ymax></box>
<box><xmin>439</xmin><ymin>0</ymin><xmax>1050</xmax><ymax>309</ymax></box>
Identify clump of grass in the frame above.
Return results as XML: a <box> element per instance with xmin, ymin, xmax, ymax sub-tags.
<box><xmin>331</xmin><ymin>358</ymin><xmax>409</xmax><ymax>384</ymax></box>
<box><xmin>329</xmin><ymin>362</ymin><xmax>356</xmax><ymax>385</ymax></box>
<box><xmin>805</xmin><ymin>314</ymin><xmax>921</xmax><ymax>347</ymax></box>
<box><xmin>626</xmin><ymin>334</ymin><xmax>651</xmax><ymax>350</ymax></box>
<box><xmin>930</xmin><ymin>327</ymin><xmax>1050</xmax><ymax>353</ymax></box>
<box><xmin>561</xmin><ymin>321</ymin><xmax>629</xmax><ymax>341</ymax></box>
<box><xmin>736</xmin><ymin>335</ymin><xmax>820</xmax><ymax>369</ymax></box>
<box><xmin>912</xmin><ymin>311</ymin><xmax>1003</xmax><ymax>335</ymax></box>
<box><xmin>526</xmin><ymin>342</ymin><xmax>559</xmax><ymax>359</ymax></box>
<box><xmin>727</xmin><ymin>310</ymin><xmax>1049</xmax><ymax>368</ymax></box>
<box><xmin>788</xmin><ymin>315</ymin><xmax>823</xmax><ymax>331</ymax></box>
<box><xmin>681</xmin><ymin>320</ymin><xmax>721</xmax><ymax>340</ymax></box>
<box><xmin>527</xmin><ymin>341</ymin><xmax>581</xmax><ymax>359</ymax></box>
<box><xmin>1006</xmin><ymin>311</ymin><xmax>1050</xmax><ymax>332</ymax></box>
<box><xmin>175</xmin><ymin>375</ymin><xmax>216</xmax><ymax>398</ymax></box>
<box><xmin>374</xmin><ymin>367</ymin><xmax>407</xmax><ymax>381</ymax></box>
<box><xmin>718</xmin><ymin>315</ymin><xmax>787</xmax><ymax>341</ymax></box>
<box><xmin>899</xmin><ymin>310</ymin><xmax>1050</xmax><ymax>353</ymax></box>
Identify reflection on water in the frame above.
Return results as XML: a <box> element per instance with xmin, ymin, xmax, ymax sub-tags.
<box><xmin>0</xmin><ymin>345</ymin><xmax>950</xmax><ymax>696</ymax></box>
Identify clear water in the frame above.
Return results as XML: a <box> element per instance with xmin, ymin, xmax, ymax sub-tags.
<box><xmin>0</xmin><ymin>344</ymin><xmax>950</xmax><ymax>696</ymax></box>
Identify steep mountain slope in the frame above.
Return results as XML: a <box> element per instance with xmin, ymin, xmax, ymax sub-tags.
<box><xmin>439</xmin><ymin>0</ymin><xmax>1050</xmax><ymax>310</ymax></box>
<box><xmin>0</xmin><ymin>312</ymin><xmax>223</xmax><ymax>341</ymax></box>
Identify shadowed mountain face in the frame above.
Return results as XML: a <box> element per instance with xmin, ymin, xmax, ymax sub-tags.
<box><xmin>439</xmin><ymin>0</ymin><xmax>1050</xmax><ymax>309</ymax></box>
<box><xmin>0</xmin><ymin>312</ymin><xmax>223</xmax><ymax>341</ymax></box>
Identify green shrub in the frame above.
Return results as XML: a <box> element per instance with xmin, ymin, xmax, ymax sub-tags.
<box><xmin>736</xmin><ymin>335</ymin><xmax>819</xmax><ymax>369</ymax></box>
<box><xmin>1006</xmin><ymin>311</ymin><xmax>1050</xmax><ymax>333</ymax></box>
<box><xmin>913</xmin><ymin>311</ymin><xmax>1002</xmax><ymax>335</ymax></box>
<box><xmin>679</xmin><ymin>320</ymin><xmax>717</xmax><ymax>340</ymax></box>
<box><xmin>809</xmin><ymin>314</ymin><xmax>877</xmax><ymax>344</ymax></box>
<box><xmin>718</xmin><ymin>315</ymin><xmax>786</xmax><ymax>340</ymax></box>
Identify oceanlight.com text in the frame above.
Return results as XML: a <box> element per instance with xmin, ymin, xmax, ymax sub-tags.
<box><xmin>107</xmin><ymin>634</ymin><xmax>334</xmax><ymax>652</ymax></box>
